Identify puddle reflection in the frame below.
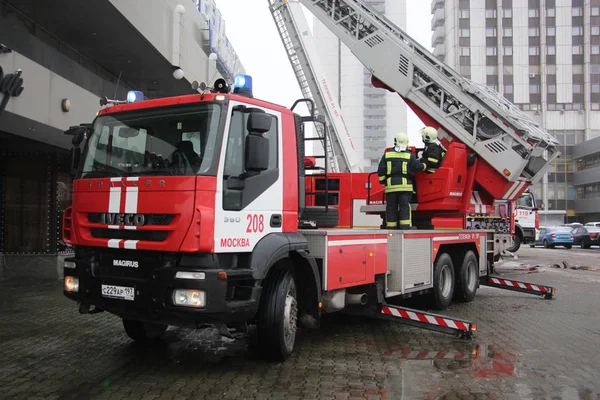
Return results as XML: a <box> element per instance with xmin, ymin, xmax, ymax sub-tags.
<box><xmin>385</xmin><ymin>344</ymin><xmax>516</xmax><ymax>377</ymax></box>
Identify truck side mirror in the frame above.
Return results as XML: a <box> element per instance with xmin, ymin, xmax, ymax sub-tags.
<box><xmin>64</xmin><ymin>124</ymin><xmax>91</xmax><ymax>178</ymax></box>
<box><xmin>244</xmin><ymin>112</ymin><xmax>272</xmax><ymax>172</ymax></box>
<box><xmin>70</xmin><ymin>147</ymin><xmax>81</xmax><ymax>178</ymax></box>
<box><xmin>247</xmin><ymin>112</ymin><xmax>272</xmax><ymax>134</ymax></box>
<box><xmin>64</xmin><ymin>125</ymin><xmax>89</xmax><ymax>146</ymax></box>
<box><xmin>245</xmin><ymin>133</ymin><xmax>269</xmax><ymax>172</ymax></box>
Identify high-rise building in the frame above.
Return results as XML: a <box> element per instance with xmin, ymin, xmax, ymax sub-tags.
<box><xmin>573</xmin><ymin>136</ymin><xmax>600</xmax><ymax>221</ymax></box>
<box><xmin>431</xmin><ymin>0</ymin><xmax>600</xmax><ymax>223</ymax></box>
<box><xmin>313</xmin><ymin>0</ymin><xmax>408</xmax><ymax>172</ymax></box>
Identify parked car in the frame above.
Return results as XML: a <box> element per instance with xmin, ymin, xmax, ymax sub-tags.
<box><xmin>530</xmin><ymin>226</ymin><xmax>574</xmax><ymax>249</ymax></box>
<box><xmin>560</xmin><ymin>222</ymin><xmax>583</xmax><ymax>228</ymax></box>
<box><xmin>584</xmin><ymin>222</ymin><xmax>600</xmax><ymax>228</ymax></box>
<box><xmin>572</xmin><ymin>226</ymin><xmax>600</xmax><ymax>248</ymax></box>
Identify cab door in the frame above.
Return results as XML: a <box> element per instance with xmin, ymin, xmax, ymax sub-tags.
<box><xmin>213</xmin><ymin>101</ymin><xmax>283</xmax><ymax>253</ymax></box>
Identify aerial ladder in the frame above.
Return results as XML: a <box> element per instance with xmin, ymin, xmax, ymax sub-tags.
<box><xmin>268</xmin><ymin>0</ymin><xmax>362</xmax><ymax>173</ymax></box>
<box><xmin>270</xmin><ymin>0</ymin><xmax>560</xmax><ymax>215</ymax></box>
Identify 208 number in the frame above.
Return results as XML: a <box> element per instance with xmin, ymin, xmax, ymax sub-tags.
<box><xmin>246</xmin><ymin>214</ymin><xmax>265</xmax><ymax>233</ymax></box>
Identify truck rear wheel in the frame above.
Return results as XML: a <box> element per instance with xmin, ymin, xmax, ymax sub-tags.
<box><xmin>454</xmin><ymin>250</ymin><xmax>478</xmax><ymax>303</ymax></box>
<box><xmin>256</xmin><ymin>268</ymin><xmax>298</xmax><ymax>361</ymax></box>
<box><xmin>432</xmin><ymin>253</ymin><xmax>455</xmax><ymax>310</ymax></box>
<box><xmin>122</xmin><ymin>319</ymin><xmax>167</xmax><ymax>342</ymax></box>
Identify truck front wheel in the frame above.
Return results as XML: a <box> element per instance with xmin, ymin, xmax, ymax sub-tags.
<box><xmin>506</xmin><ymin>233</ymin><xmax>521</xmax><ymax>252</ymax></box>
<box><xmin>256</xmin><ymin>268</ymin><xmax>298</xmax><ymax>361</ymax></box>
<box><xmin>122</xmin><ymin>319</ymin><xmax>168</xmax><ymax>342</ymax></box>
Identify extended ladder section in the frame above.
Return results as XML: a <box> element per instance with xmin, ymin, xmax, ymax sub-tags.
<box><xmin>292</xmin><ymin>0</ymin><xmax>560</xmax><ymax>185</ymax></box>
<box><xmin>268</xmin><ymin>0</ymin><xmax>363</xmax><ymax>173</ymax></box>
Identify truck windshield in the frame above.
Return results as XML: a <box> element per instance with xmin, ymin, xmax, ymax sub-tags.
<box><xmin>80</xmin><ymin>103</ymin><xmax>222</xmax><ymax>178</ymax></box>
<box><xmin>517</xmin><ymin>192</ymin><xmax>534</xmax><ymax>208</ymax></box>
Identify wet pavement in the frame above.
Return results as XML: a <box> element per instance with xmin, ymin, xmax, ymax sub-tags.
<box><xmin>1</xmin><ymin>247</ymin><xmax>599</xmax><ymax>400</ymax></box>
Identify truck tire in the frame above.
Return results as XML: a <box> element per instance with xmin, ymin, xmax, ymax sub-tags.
<box><xmin>506</xmin><ymin>234</ymin><xmax>521</xmax><ymax>252</ymax></box>
<box><xmin>431</xmin><ymin>253</ymin><xmax>455</xmax><ymax>310</ymax></box>
<box><xmin>122</xmin><ymin>319</ymin><xmax>167</xmax><ymax>342</ymax></box>
<box><xmin>454</xmin><ymin>251</ymin><xmax>478</xmax><ymax>303</ymax></box>
<box><xmin>301</xmin><ymin>206</ymin><xmax>339</xmax><ymax>228</ymax></box>
<box><xmin>256</xmin><ymin>268</ymin><xmax>298</xmax><ymax>361</ymax></box>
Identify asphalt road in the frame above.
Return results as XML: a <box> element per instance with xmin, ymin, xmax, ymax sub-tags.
<box><xmin>1</xmin><ymin>248</ymin><xmax>599</xmax><ymax>400</ymax></box>
<box><xmin>503</xmin><ymin>245</ymin><xmax>600</xmax><ymax>269</ymax></box>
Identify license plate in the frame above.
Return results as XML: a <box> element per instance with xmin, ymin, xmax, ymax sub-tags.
<box><xmin>101</xmin><ymin>284</ymin><xmax>135</xmax><ymax>301</ymax></box>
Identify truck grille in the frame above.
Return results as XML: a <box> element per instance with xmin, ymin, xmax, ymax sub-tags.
<box><xmin>90</xmin><ymin>229</ymin><xmax>168</xmax><ymax>242</ymax></box>
<box><xmin>87</xmin><ymin>213</ymin><xmax>173</xmax><ymax>242</ymax></box>
<box><xmin>87</xmin><ymin>213</ymin><xmax>174</xmax><ymax>225</ymax></box>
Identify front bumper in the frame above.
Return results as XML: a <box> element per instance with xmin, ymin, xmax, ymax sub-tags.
<box><xmin>63</xmin><ymin>249</ymin><xmax>261</xmax><ymax>327</ymax></box>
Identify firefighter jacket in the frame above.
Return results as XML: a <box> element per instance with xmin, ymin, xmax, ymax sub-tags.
<box><xmin>420</xmin><ymin>142</ymin><xmax>446</xmax><ymax>173</ymax></box>
<box><xmin>377</xmin><ymin>148</ymin><xmax>427</xmax><ymax>193</ymax></box>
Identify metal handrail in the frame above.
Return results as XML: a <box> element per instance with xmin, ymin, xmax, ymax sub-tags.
<box><xmin>366</xmin><ymin>172</ymin><xmax>385</xmax><ymax>206</ymax></box>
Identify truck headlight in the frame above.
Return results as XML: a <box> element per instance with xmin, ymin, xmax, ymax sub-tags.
<box><xmin>173</xmin><ymin>289</ymin><xmax>205</xmax><ymax>308</ymax></box>
<box><xmin>64</xmin><ymin>276</ymin><xmax>79</xmax><ymax>293</ymax></box>
<box><xmin>64</xmin><ymin>261</ymin><xmax>76</xmax><ymax>269</ymax></box>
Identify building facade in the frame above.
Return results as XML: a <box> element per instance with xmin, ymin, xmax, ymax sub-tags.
<box><xmin>313</xmin><ymin>0</ymin><xmax>408</xmax><ymax>172</ymax></box>
<box><xmin>431</xmin><ymin>0</ymin><xmax>600</xmax><ymax>222</ymax></box>
<box><xmin>0</xmin><ymin>0</ymin><xmax>243</xmax><ymax>280</ymax></box>
<box><xmin>573</xmin><ymin>136</ymin><xmax>600</xmax><ymax>221</ymax></box>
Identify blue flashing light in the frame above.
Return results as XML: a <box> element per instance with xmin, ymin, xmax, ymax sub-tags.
<box><xmin>127</xmin><ymin>90</ymin><xmax>144</xmax><ymax>103</ymax></box>
<box><xmin>233</xmin><ymin>74</ymin><xmax>253</xmax><ymax>97</ymax></box>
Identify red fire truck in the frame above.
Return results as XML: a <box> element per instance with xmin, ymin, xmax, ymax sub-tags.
<box><xmin>62</xmin><ymin>0</ymin><xmax>559</xmax><ymax>361</ymax></box>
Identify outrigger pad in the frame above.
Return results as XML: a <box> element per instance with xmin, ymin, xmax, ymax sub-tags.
<box><xmin>379</xmin><ymin>304</ymin><xmax>475</xmax><ymax>340</ymax></box>
<box><xmin>482</xmin><ymin>276</ymin><xmax>556</xmax><ymax>300</ymax></box>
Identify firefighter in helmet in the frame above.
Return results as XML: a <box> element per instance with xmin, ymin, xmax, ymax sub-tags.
<box><xmin>419</xmin><ymin>126</ymin><xmax>446</xmax><ymax>173</ymax></box>
<box><xmin>377</xmin><ymin>132</ymin><xmax>427</xmax><ymax>229</ymax></box>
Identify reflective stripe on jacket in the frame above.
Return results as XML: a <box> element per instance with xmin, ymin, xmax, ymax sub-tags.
<box><xmin>420</xmin><ymin>142</ymin><xmax>446</xmax><ymax>173</ymax></box>
<box><xmin>377</xmin><ymin>149</ymin><xmax>427</xmax><ymax>193</ymax></box>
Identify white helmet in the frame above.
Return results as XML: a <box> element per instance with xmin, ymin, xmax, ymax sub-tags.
<box><xmin>420</xmin><ymin>126</ymin><xmax>438</xmax><ymax>143</ymax></box>
<box><xmin>394</xmin><ymin>132</ymin><xmax>409</xmax><ymax>147</ymax></box>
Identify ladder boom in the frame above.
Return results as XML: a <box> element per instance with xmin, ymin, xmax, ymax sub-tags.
<box><xmin>292</xmin><ymin>0</ymin><xmax>559</xmax><ymax>187</ymax></box>
<box><xmin>269</xmin><ymin>0</ymin><xmax>363</xmax><ymax>173</ymax></box>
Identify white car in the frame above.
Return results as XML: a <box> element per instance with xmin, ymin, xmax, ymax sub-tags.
<box><xmin>584</xmin><ymin>222</ymin><xmax>600</xmax><ymax>228</ymax></box>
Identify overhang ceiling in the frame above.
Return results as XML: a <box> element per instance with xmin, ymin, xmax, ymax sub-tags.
<box><xmin>3</xmin><ymin>0</ymin><xmax>195</xmax><ymax>98</ymax></box>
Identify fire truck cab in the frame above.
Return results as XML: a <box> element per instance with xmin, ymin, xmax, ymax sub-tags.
<box><xmin>508</xmin><ymin>189</ymin><xmax>540</xmax><ymax>251</ymax></box>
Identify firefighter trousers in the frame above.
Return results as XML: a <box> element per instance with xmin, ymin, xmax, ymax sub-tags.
<box><xmin>385</xmin><ymin>191</ymin><xmax>412</xmax><ymax>229</ymax></box>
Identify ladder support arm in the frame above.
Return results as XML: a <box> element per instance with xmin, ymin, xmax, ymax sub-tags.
<box><xmin>294</xmin><ymin>0</ymin><xmax>560</xmax><ymax>187</ymax></box>
<box><xmin>269</xmin><ymin>0</ymin><xmax>363</xmax><ymax>173</ymax></box>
